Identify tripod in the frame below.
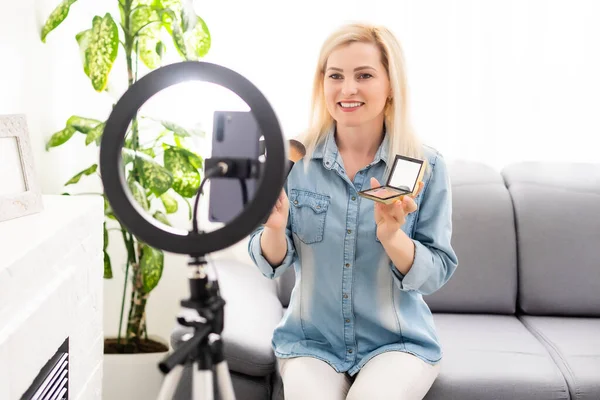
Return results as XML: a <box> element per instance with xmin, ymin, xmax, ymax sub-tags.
<box><xmin>157</xmin><ymin>255</ymin><xmax>236</xmax><ymax>400</ymax></box>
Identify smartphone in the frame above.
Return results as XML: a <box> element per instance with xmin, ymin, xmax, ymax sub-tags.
<box><xmin>208</xmin><ymin>111</ymin><xmax>261</xmax><ymax>223</ymax></box>
<box><xmin>359</xmin><ymin>155</ymin><xmax>427</xmax><ymax>204</ymax></box>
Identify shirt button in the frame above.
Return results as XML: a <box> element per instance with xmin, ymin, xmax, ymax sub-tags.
<box><xmin>343</xmin><ymin>293</ymin><xmax>348</xmax><ymax>299</ymax></box>
<box><xmin>345</xmin><ymin>263</ymin><xmax>350</xmax><ymax>268</ymax></box>
<box><xmin>351</xmin><ymin>196</ymin><xmax>356</xmax><ymax>201</ymax></box>
<box><xmin>345</xmin><ymin>319</ymin><xmax>350</xmax><ymax>323</ymax></box>
<box><xmin>347</xmin><ymin>229</ymin><xmax>352</xmax><ymax>234</ymax></box>
<box><xmin>348</xmin><ymin>349</ymin><xmax>353</xmax><ymax>354</ymax></box>
<box><xmin>293</xmin><ymin>200</ymin><xmax>298</xmax><ymax>205</ymax></box>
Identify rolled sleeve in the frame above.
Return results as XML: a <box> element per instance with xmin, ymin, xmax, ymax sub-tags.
<box><xmin>391</xmin><ymin>153</ymin><xmax>459</xmax><ymax>295</ymax></box>
<box><xmin>248</xmin><ymin>227</ymin><xmax>296</xmax><ymax>279</ymax></box>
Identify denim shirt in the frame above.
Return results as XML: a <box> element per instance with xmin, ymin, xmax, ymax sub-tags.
<box><xmin>248</xmin><ymin>127</ymin><xmax>458</xmax><ymax>376</ymax></box>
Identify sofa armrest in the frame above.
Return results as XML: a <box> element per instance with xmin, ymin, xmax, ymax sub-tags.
<box><xmin>170</xmin><ymin>258</ymin><xmax>284</xmax><ymax>377</ymax></box>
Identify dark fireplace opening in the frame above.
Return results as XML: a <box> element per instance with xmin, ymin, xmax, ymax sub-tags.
<box><xmin>21</xmin><ymin>338</ymin><xmax>69</xmax><ymax>400</ymax></box>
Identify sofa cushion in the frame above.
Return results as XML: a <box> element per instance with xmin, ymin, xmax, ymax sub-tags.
<box><xmin>502</xmin><ymin>162</ymin><xmax>600</xmax><ymax>316</ymax></box>
<box><xmin>424</xmin><ymin>161</ymin><xmax>518</xmax><ymax>314</ymax></box>
<box><xmin>520</xmin><ymin>316</ymin><xmax>600</xmax><ymax>400</ymax></box>
<box><xmin>425</xmin><ymin>314</ymin><xmax>569</xmax><ymax>400</ymax></box>
<box><xmin>170</xmin><ymin>259</ymin><xmax>283</xmax><ymax>378</ymax></box>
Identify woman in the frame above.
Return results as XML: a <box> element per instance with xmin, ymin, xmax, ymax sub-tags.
<box><xmin>248</xmin><ymin>22</ymin><xmax>458</xmax><ymax>400</ymax></box>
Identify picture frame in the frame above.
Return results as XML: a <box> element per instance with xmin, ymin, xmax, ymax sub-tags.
<box><xmin>0</xmin><ymin>114</ymin><xmax>43</xmax><ymax>222</ymax></box>
<box><xmin>358</xmin><ymin>154</ymin><xmax>428</xmax><ymax>204</ymax></box>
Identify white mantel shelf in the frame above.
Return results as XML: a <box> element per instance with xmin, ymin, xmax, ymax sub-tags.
<box><xmin>0</xmin><ymin>195</ymin><xmax>104</xmax><ymax>400</ymax></box>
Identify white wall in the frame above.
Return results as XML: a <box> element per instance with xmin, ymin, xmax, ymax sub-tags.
<box><xmin>3</xmin><ymin>0</ymin><xmax>600</xmax><ymax>345</ymax></box>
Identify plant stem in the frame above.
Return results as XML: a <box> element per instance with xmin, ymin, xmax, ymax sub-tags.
<box><xmin>117</xmin><ymin>227</ymin><xmax>131</xmax><ymax>345</ymax></box>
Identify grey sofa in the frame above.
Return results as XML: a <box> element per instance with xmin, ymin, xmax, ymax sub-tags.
<box><xmin>171</xmin><ymin>160</ymin><xmax>600</xmax><ymax>400</ymax></box>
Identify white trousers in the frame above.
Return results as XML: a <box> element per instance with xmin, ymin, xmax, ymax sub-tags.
<box><xmin>277</xmin><ymin>352</ymin><xmax>441</xmax><ymax>400</ymax></box>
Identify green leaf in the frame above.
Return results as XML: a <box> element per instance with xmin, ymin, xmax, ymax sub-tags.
<box><xmin>128</xmin><ymin>179</ymin><xmax>150</xmax><ymax>210</ymax></box>
<box><xmin>104</xmin><ymin>251</ymin><xmax>113</xmax><ymax>279</ymax></box>
<box><xmin>185</xmin><ymin>16</ymin><xmax>211</xmax><ymax>59</ymax></box>
<box><xmin>134</xmin><ymin>156</ymin><xmax>173</xmax><ymax>197</ymax></box>
<box><xmin>104</xmin><ymin>196</ymin><xmax>117</xmax><ymax>220</ymax></box>
<box><xmin>40</xmin><ymin>0</ymin><xmax>78</xmax><ymax>43</ymax></box>
<box><xmin>46</xmin><ymin>126</ymin><xmax>76</xmax><ymax>150</ymax></box>
<box><xmin>65</xmin><ymin>164</ymin><xmax>98</xmax><ymax>186</ymax></box>
<box><xmin>164</xmin><ymin>147</ymin><xmax>201</xmax><ymax>198</ymax></box>
<box><xmin>87</xmin><ymin>14</ymin><xmax>119</xmax><ymax>92</ymax></box>
<box><xmin>153</xmin><ymin>210</ymin><xmax>171</xmax><ymax>226</ymax></box>
<box><xmin>140</xmin><ymin>244</ymin><xmax>164</xmax><ymax>294</ymax></box>
<box><xmin>103</xmin><ymin>221</ymin><xmax>112</xmax><ymax>279</ymax></box>
<box><xmin>86</xmin><ymin>123</ymin><xmax>105</xmax><ymax>146</ymax></box>
<box><xmin>75</xmin><ymin>29</ymin><xmax>92</xmax><ymax>77</ymax></box>
<box><xmin>160</xmin><ymin>192</ymin><xmax>178</xmax><ymax>213</ymax></box>
<box><xmin>67</xmin><ymin>115</ymin><xmax>101</xmax><ymax>133</ymax></box>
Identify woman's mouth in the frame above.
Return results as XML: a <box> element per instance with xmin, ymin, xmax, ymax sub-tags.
<box><xmin>338</xmin><ymin>101</ymin><xmax>364</xmax><ymax>112</ymax></box>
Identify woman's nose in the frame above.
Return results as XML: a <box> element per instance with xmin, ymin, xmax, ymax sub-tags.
<box><xmin>341</xmin><ymin>80</ymin><xmax>358</xmax><ymax>96</ymax></box>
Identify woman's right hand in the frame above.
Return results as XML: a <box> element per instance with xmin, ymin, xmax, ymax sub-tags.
<box><xmin>264</xmin><ymin>189</ymin><xmax>289</xmax><ymax>231</ymax></box>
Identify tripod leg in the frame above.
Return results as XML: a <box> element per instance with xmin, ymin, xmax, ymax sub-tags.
<box><xmin>193</xmin><ymin>363</ymin><xmax>214</xmax><ymax>400</ymax></box>
<box><xmin>214</xmin><ymin>360</ymin><xmax>236</xmax><ymax>400</ymax></box>
<box><xmin>211</xmin><ymin>337</ymin><xmax>236</xmax><ymax>400</ymax></box>
<box><xmin>157</xmin><ymin>364</ymin><xmax>185</xmax><ymax>400</ymax></box>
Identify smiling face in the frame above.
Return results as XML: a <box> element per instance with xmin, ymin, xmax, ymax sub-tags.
<box><xmin>323</xmin><ymin>41</ymin><xmax>391</xmax><ymax>129</ymax></box>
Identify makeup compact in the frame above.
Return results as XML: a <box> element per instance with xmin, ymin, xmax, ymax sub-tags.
<box><xmin>358</xmin><ymin>154</ymin><xmax>427</xmax><ymax>204</ymax></box>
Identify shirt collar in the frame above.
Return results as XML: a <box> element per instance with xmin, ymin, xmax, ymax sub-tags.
<box><xmin>311</xmin><ymin>123</ymin><xmax>391</xmax><ymax>169</ymax></box>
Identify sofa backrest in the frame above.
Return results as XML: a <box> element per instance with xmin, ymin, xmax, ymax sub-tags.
<box><xmin>502</xmin><ymin>162</ymin><xmax>600</xmax><ymax>317</ymax></box>
<box><xmin>423</xmin><ymin>161</ymin><xmax>518</xmax><ymax>314</ymax></box>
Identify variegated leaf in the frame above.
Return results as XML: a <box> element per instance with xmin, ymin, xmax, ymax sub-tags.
<box><xmin>153</xmin><ymin>210</ymin><xmax>171</xmax><ymax>226</ymax></box>
<box><xmin>161</xmin><ymin>120</ymin><xmax>190</xmax><ymax>137</ymax></box>
<box><xmin>133</xmin><ymin>156</ymin><xmax>173</xmax><ymax>197</ymax></box>
<box><xmin>46</xmin><ymin>126</ymin><xmax>76</xmax><ymax>150</ymax></box>
<box><xmin>41</xmin><ymin>0</ymin><xmax>78</xmax><ymax>42</ymax></box>
<box><xmin>75</xmin><ymin>29</ymin><xmax>92</xmax><ymax>77</ymax></box>
<box><xmin>159</xmin><ymin>9</ymin><xmax>187</xmax><ymax>59</ymax></box>
<box><xmin>67</xmin><ymin>115</ymin><xmax>101</xmax><ymax>133</ymax></box>
<box><xmin>88</xmin><ymin>14</ymin><xmax>119</xmax><ymax>92</ymax></box>
<box><xmin>128</xmin><ymin>179</ymin><xmax>149</xmax><ymax>210</ymax></box>
<box><xmin>65</xmin><ymin>164</ymin><xmax>98</xmax><ymax>186</ymax></box>
<box><xmin>86</xmin><ymin>123</ymin><xmax>105</xmax><ymax>145</ymax></box>
<box><xmin>185</xmin><ymin>16</ymin><xmax>211</xmax><ymax>59</ymax></box>
<box><xmin>140</xmin><ymin>244</ymin><xmax>164</xmax><ymax>294</ymax></box>
<box><xmin>160</xmin><ymin>192</ymin><xmax>178</xmax><ymax>214</ymax></box>
<box><xmin>164</xmin><ymin>147</ymin><xmax>200</xmax><ymax>198</ymax></box>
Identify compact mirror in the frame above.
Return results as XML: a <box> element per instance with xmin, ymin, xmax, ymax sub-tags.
<box><xmin>358</xmin><ymin>155</ymin><xmax>427</xmax><ymax>204</ymax></box>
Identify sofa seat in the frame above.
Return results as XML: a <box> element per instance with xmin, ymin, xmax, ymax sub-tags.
<box><xmin>519</xmin><ymin>316</ymin><xmax>600</xmax><ymax>400</ymax></box>
<box><xmin>425</xmin><ymin>314</ymin><xmax>569</xmax><ymax>400</ymax></box>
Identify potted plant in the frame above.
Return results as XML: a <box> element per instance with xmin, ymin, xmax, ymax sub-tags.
<box><xmin>40</xmin><ymin>0</ymin><xmax>211</xmax><ymax>397</ymax></box>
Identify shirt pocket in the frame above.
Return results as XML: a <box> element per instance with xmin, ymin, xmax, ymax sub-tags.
<box><xmin>289</xmin><ymin>189</ymin><xmax>330</xmax><ymax>244</ymax></box>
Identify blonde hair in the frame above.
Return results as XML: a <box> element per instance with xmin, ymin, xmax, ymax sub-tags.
<box><xmin>299</xmin><ymin>23</ymin><xmax>423</xmax><ymax>175</ymax></box>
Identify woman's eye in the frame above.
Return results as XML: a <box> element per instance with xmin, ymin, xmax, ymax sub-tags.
<box><xmin>329</xmin><ymin>73</ymin><xmax>342</xmax><ymax>80</ymax></box>
<box><xmin>359</xmin><ymin>73</ymin><xmax>373</xmax><ymax>79</ymax></box>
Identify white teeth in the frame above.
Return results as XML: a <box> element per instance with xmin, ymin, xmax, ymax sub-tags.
<box><xmin>340</xmin><ymin>102</ymin><xmax>363</xmax><ymax>108</ymax></box>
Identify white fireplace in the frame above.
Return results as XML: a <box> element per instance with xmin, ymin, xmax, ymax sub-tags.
<box><xmin>0</xmin><ymin>195</ymin><xmax>104</xmax><ymax>399</ymax></box>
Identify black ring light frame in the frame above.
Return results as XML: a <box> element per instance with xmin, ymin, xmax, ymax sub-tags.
<box><xmin>100</xmin><ymin>61</ymin><xmax>286</xmax><ymax>256</ymax></box>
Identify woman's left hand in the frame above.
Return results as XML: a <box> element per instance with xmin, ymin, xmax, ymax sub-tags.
<box><xmin>371</xmin><ymin>177</ymin><xmax>424</xmax><ymax>243</ymax></box>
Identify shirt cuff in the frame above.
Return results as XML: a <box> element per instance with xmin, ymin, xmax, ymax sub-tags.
<box><xmin>391</xmin><ymin>239</ymin><xmax>433</xmax><ymax>292</ymax></box>
<box><xmin>249</xmin><ymin>229</ymin><xmax>295</xmax><ymax>279</ymax></box>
